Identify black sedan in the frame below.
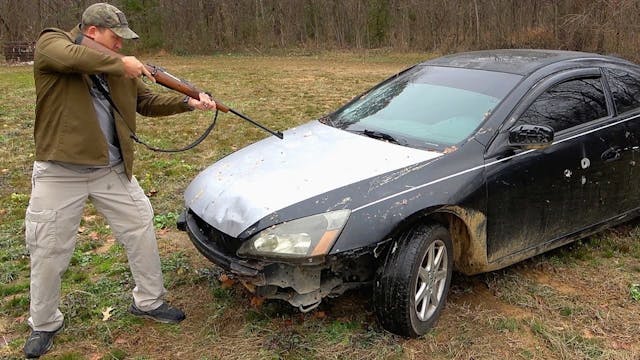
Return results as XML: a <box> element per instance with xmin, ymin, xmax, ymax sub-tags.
<box><xmin>179</xmin><ymin>49</ymin><xmax>640</xmax><ymax>337</ymax></box>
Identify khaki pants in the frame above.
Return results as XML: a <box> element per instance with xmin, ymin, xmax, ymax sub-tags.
<box><xmin>25</xmin><ymin>161</ymin><xmax>167</xmax><ymax>331</ymax></box>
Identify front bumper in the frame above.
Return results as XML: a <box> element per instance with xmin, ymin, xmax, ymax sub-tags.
<box><xmin>179</xmin><ymin>208</ymin><xmax>371</xmax><ymax>311</ymax></box>
<box><xmin>178</xmin><ymin>209</ymin><xmax>264</xmax><ymax>278</ymax></box>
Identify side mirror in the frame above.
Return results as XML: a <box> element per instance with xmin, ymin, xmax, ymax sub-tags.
<box><xmin>508</xmin><ymin>124</ymin><xmax>554</xmax><ymax>149</ymax></box>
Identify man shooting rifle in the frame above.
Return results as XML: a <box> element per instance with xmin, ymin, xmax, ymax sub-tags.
<box><xmin>23</xmin><ymin>3</ymin><xmax>215</xmax><ymax>358</ymax></box>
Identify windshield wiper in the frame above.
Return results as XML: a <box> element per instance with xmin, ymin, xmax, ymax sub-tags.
<box><xmin>318</xmin><ymin>115</ymin><xmax>334</xmax><ymax>127</ymax></box>
<box><xmin>360</xmin><ymin>129</ymin><xmax>404</xmax><ymax>145</ymax></box>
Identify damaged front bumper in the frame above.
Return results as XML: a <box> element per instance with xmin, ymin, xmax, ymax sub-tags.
<box><xmin>178</xmin><ymin>209</ymin><xmax>371</xmax><ymax>311</ymax></box>
<box><xmin>178</xmin><ymin>209</ymin><xmax>261</xmax><ymax>277</ymax></box>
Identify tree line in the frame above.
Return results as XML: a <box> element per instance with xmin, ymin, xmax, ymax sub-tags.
<box><xmin>2</xmin><ymin>0</ymin><xmax>639</xmax><ymax>61</ymax></box>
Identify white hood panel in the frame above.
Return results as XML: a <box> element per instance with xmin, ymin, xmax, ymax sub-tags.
<box><xmin>185</xmin><ymin>121</ymin><xmax>442</xmax><ymax>237</ymax></box>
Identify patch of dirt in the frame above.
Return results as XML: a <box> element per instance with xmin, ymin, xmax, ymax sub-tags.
<box><xmin>450</xmin><ymin>277</ymin><xmax>533</xmax><ymax>320</ymax></box>
<box><xmin>525</xmin><ymin>269</ymin><xmax>579</xmax><ymax>295</ymax></box>
<box><xmin>93</xmin><ymin>236</ymin><xmax>115</xmax><ymax>254</ymax></box>
<box><xmin>0</xmin><ymin>318</ymin><xmax>13</xmax><ymax>349</ymax></box>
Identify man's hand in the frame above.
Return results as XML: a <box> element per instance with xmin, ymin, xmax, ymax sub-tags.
<box><xmin>121</xmin><ymin>56</ymin><xmax>155</xmax><ymax>82</ymax></box>
<box><xmin>187</xmin><ymin>92</ymin><xmax>216</xmax><ymax>111</ymax></box>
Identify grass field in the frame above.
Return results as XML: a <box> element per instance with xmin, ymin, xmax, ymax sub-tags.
<box><xmin>1</xmin><ymin>51</ymin><xmax>640</xmax><ymax>360</ymax></box>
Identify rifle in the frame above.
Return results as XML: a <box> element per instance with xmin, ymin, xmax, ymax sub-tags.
<box><xmin>75</xmin><ymin>33</ymin><xmax>284</xmax><ymax>140</ymax></box>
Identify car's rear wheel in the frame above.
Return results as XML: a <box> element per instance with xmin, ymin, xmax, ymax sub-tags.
<box><xmin>373</xmin><ymin>223</ymin><xmax>453</xmax><ymax>337</ymax></box>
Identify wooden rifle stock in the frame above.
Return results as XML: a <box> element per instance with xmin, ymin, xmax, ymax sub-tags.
<box><xmin>74</xmin><ymin>33</ymin><xmax>283</xmax><ymax>138</ymax></box>
<box><xmin>75</xmin><ymin>33</ymin><xmax>229</xmax><ymax>111</ymax></box>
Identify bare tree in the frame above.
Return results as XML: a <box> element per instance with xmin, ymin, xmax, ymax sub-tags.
<box><xmin>3</xmin><ymin>0</ymin><xmax>640</xmax><ymax>62</ymax></box>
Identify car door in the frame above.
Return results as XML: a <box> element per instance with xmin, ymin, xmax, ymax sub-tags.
<box><xmin>604</xmin><ymin>66</ymin><xmax>640</xmax><ymax>210</ymax></box>
<box><xmin>484</xmin><ymin>68</ymin><xmax>630</xmax><ymax>263</ymax></box>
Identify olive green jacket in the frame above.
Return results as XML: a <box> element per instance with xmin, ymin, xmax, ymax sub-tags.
<box><xmin>33</xmin><ymin>26</ymin><xmax>192</xmax><ymax>179</ymax></box>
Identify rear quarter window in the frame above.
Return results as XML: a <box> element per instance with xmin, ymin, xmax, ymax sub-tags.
<box><xmin>607</xmin><ymin>68</ymin><xmax>640</xmax><ymax>115</ymax></box>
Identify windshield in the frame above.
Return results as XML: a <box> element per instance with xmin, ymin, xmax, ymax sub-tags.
<box><xmin>326</xmin><ymin>65</ymin><xmax>522</xmax><ymax>149</ymax></box>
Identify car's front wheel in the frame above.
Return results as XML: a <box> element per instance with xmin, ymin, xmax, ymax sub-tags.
<box><xmin>373</xmin><ymin>223</ymin><xmax>453</xmax><ymax>337</ymax></box>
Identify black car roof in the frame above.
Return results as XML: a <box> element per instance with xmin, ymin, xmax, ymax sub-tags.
<box><xmin>423</xmin><ymin>49</ymin><xmax>630</xmax><ymax>75</ymax></box>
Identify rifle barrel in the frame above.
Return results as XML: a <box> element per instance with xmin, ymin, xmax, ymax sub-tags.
<box><xmin>229</xmin><ymin>108</ymin><xmax>284</xmax><ymax>139</ymax></box>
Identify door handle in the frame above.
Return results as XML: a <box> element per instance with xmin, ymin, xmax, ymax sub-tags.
<box><xmin>601</xmin><ymin>147</ymin><xmax>622</xmax><ymax>162</ymax></box>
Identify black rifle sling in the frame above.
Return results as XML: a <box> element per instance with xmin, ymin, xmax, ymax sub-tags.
<box><xmin>89</xmin><ymin>75</ymin><xmax>218</xmax><ymax>153</ymax></box>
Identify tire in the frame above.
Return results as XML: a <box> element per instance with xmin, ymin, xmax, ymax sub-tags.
<box><xmin>373</xmin><ymin>223</ymin><xmax>453</xmax><ymax>337</ymax></box>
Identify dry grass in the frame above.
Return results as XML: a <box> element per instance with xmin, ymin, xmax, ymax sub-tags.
<box><xmin>1</xmin><ymin>52</ymin><xmax>640</xmax><ymax>360</ymax></box>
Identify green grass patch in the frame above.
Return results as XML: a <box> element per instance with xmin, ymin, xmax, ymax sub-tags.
<box><xmin>76</xmin><ymin>237</ymin><xmax>104</xmax><ymax>253</ymax></box>
<box><xmin>154</xmin><ymin>211</ymin><xmax>180</xmax><ymax>229</ymax></box>
<box><xmin>95</xmin><ymin>255</ymin><xmax>129</xmax><ymax>276</ymax></box>
<box><xmin>0</xmin><ymin>281</ymin><xmax>29</xmax><ymax>297</ymax></box>
<box><xmin>559</xmin><ymin>306</ymin><xmax>573</xmax><ymax>317</ymax></box>
<box><xmin>630</xmin><ymin>284</ymin><xmax>640</xmax><ymax>302</ymax></box>
<box><xmin>323</xmin><ymin>319</ymin><xmax>361</xmax><ymax>344</ymax></box>
<box><xmin>493</xmin><ymin>317</ymin><xmax>520</xmax><ymax>332</ymax></box>
<box><xmin>0</xmin><ymin>260</ymin><xmax>28</xmax><ymax>284</ymax></box>
<box><xmin>530</xmin><ymin>319</ymin><xmax>605</xmax><ymax>358</ymax></box>
<box><xmin>4</xmin><ymin>294</ymin><xmax>29</xmax><ymax>316</ymax></box>
<box><xmin>160</xmin><ymin>251</ymin><xmax>194</xmax><ymax>288</ymax></box>
<box><xmin>102</xmin><ymin>348</ymin><xmax>128</xmax><ymax>360</ymax></box>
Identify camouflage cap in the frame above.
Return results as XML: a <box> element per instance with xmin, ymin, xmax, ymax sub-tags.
<box><xmin>81</xmin><ymin>3</ymin><xmax>139</xmax><ymax>39</ymax></box>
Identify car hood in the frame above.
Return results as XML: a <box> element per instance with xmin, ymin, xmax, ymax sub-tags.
<box><xmin>185</xmin><ymin>120</ymin><xmax>442</xmax><ymax>237</ymax></box>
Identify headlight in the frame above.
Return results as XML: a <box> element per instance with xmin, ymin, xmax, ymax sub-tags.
<box><xmin>237</xmin><ymin>209</ymin><xmax>350</xmax><ymax>263</ymax></box>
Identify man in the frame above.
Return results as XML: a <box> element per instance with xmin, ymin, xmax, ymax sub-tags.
<box><xmin>23</xmin><ymin>3</ymin><xmax>216</xmax><ymax>358</ymax></box>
